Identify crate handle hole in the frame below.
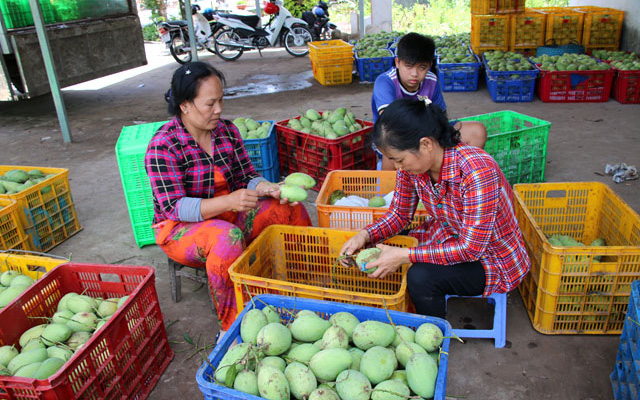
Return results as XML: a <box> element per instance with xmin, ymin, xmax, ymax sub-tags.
<box><xmin>546</xmin><ymin>190</ymin><xmax>567</xmax><ymax>199</ymax></box>
<box><xmin>100</xmin><ymin>273</ymin><xmax>122</xmax><ymax>283</ymax></box>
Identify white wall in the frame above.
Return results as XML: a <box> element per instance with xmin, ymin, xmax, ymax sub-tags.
<box><xmin>569</xmin><ymin>0</ymin><xmax>640</xmax><ymax>52</ymax></box>
<box><xmin>370</xmin><ymin>0</ymin><xmax>392</xmax><ymax>34</ymax></box>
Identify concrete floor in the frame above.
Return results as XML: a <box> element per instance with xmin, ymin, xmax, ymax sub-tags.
<box><xmin>1</xmin><ymin>42</ymin><xmax>639</xmax><ymax>399</ymax></box>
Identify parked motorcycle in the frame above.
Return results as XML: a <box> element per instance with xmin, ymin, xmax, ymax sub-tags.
<box><xmin>302</xmin><ymin>1</ymin><xmax>336</xmax><ymax>41</ymax></box>
<box><xmin>156</xmin><ymin>5</ymin><xmax>222</xmax><ymax>64</ymax></box>
<box><xmin>212</xmin><ymin>0</ymin><xmax>313</xmax><ymax>61</ymax></box>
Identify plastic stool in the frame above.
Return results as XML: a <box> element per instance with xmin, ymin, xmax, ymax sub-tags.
<box><xmin>445</xmin><ymin>292</ymin><xmax>507</xmax><ymax>348</ymax></box>
<box><xmin>168</xmin><ymin>257</ymin><xmax>217</xmax><ymax>315</ymax></box>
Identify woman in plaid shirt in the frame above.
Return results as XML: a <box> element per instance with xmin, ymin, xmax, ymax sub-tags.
<box><xmin>341</xmin><ymin>98</ymin><xmax>530</xmax><ymax>318</ymax></box>
<box><xmin>145</xmin><ymin>62</ymin><xmax>311</xmax><ymax>334</ymax></box>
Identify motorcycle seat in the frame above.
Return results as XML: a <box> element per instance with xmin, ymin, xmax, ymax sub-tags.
<box><xmin>218</xmin><ymin>13</ymin><xmax>261</xmax><ymax>29</ymax></box>
<box><xmin>166</xmin><ymin>20</ymin><xmax>188</xmax><ymax>28</ymax></box>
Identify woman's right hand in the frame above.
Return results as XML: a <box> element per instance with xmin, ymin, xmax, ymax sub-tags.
<box><xmin>339</xmin><ymin>230</ymin><xmax>370</xmax><ymax>267</ymax></box>
<box><xmin>226</xmin><ymin>189</ymin><xmax>260</xmax><ymax>212</ymax></box>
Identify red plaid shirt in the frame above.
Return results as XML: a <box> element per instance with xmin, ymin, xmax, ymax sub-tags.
<box><xmin>145</xmin><ymin>117</ymin><xmax>259</xmax><ymax>223</ymax></box>
<box><xmin>366</xmin><ymin>144</ymin><xmax>530</xmax><ymax>295</ymax></box>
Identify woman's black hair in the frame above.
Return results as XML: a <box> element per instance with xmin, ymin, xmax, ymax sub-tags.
<box><xmin>164</xmin><ymin>61</ymin><xmax>226</xmax><ymax>116</ymax></box>
<box><xmin>373</xmin><ymin>98</ymin><xmax>460</xmax><ymax>152</ymax></box>
<box><xmin>396</xmin><ymin>32</ymin><xmax>438</xmax><ymax>75</ymax></box>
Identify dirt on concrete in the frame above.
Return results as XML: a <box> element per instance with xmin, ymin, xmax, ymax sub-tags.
<box><xmin>1</xmin><ymin>42</ymin><xmax>639</xmax><ymax>399</ymax></box>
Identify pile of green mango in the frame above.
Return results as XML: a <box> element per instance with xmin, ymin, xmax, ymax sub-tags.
<box><xmin>485</xmin><ymin>51</ymin><xmax>534</xmax><ymax>71</ymax></box>
<box><xmin>548</xmin><ymin>235</ymin><xmax>607</xmax><ymax>262</ymax></box>
<box><xmin>353</xmin><ymin>31</ymin><xmax>404</xmax><ymax>52</ymax></box>
<box><xmin>215</xmin><ymin>305</ymin><xmax>444</xmax><ymax>399</ymax></box>
<box><xmin>610</xmin><ymin>59</ymin><xmax>640</xmax><ymax>71</ymax></box>
<box><xmin>592</xmin><ymin>50</ymin><xmax>639</xmax><ymax>62</ymax></box>
<box><xmin>286</xmin><ymin>107</ymin><xmax>362</xmax><ymax>139</ymax></box>
<box><xmin>357</xmin><ymin>48</ymin><xmax>393</xmax><ymax>59</ymax></box>
<box><xmin>0</xmin><ymin>169</ymin><xmax>55</xmax><ymax>195</ymax></box>
<box><xmin>529</xmin><ymin>54</ymin><xmax>612</xmax><ymax>71</ymax></box>
<box><xmin>0</xmin><ymin>270</ymin><xmax>35</xmax><ymax>309</ymax></box>
<box><xmin>233</xmin><ymin>118</ymin><xmax>272</xmax><ymax>140</ymax></box>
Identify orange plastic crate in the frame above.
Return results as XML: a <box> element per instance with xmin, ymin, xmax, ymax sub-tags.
<box><xmin>570</xmin><ymin>6</ymin><xmax>623</xmax><ymax>49</ymax></box>
<box><xmin>534</xmin><ymin>7</ymin><xmax>584</xmax><ymax>46</ymax></box>
<box><xmin>228</xmin><ymin>225</ymin><xmax>418</xmax><ymax>313</ymax></box>
<box><xmin>0</xmin><ymin>198</ymin><xmax>29</xmax><ymax>251</ymax></box>
<box><xmin>316</xmin><ymin>170</ymin><xmax>430</xmax><ymax>231</ymax></box>
<box><xmin>0</xmin><ymin>263</ymin><xmax>173</xmax><ymax>398</ymax></box>
<box><xmin>509</xmin><ymin>9</ymin><xmax>546</xmax><ymax>51</ymax></box>
<box><xmin>0</xmin><ymin>165</ymin><xmax>82</xmax><ymax>251</ymax></box>
<box><xmin>308</xmin><ymin>39</ymin><xmax>353</xmax><ymax>62</ymax></box>
<box><xmin>514</xmin><ymin>182</ymin><xmax>640</xmax><ymax>335</ymax></box>
<box><xmin>471</xmin><ymin>14</ymin><xmax>510</xmax><ymax>54</ymax></box>
<box><xmin>471</xmin><ymin>0</ymin><xmax>525</xmax><ymax>14</ymax></box>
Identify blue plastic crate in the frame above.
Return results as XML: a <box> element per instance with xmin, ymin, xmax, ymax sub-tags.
<box><xmin>242</xmin><ymin>120</ymin><xmax>280</xmax><ymax>183</ymax></box>
<box><xmin>484</xmin><ymin>58</ymin><xmax>538</xmax><ymax>102</ymax></box>
<box><xmin>612</xmin><ymin>358</ymin><xmax>640</xmax><ymax>400</ymax></box>
<box><xmin>196</xmin><ymin>294</ymin><xmax>452</xmax><ymax>400</ymax></box>
<box><xmin>355</xmin><ymin>50</ymin><xmax>395</xmax><ymax>83</ymax></box>
<box><xmin>626</xmin><ymin>281</ymin><xmax>640</xmax><ymax>342</ymax></box>
<box><xmin>436</xmin><ymin>54</ymin><xmax>481</xmax><ymax>92</ymax></box>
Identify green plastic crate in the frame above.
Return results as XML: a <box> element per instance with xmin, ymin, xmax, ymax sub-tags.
<box><xmin>458</xmin><ymin>110</ymin><xmax>551</xmax><ymax>185</ymax></box>
<box><xmin>116</xmin><ymin>121</ymin><xmax>168</xmax><ymax>248</ymax></box>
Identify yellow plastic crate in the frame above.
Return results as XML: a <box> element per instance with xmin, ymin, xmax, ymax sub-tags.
<box><xmin>229</xmin><ymin>225</ymin><xmax>418</xmax><ymax>313</ymax></box>
<box><xmin>534</xmin><ymin>7</ymin><xmax>584</xmax><ymax>46</ymax></box>
<box><xmin>0</xmin><ymin>199</ymin><xmax>29</xmax><ymax>251</ymax></box>
<box><xmin>312</xmin><ymin>60</ymin><xmax>353</xmax><ymax>86</ymax></box>
<box><xmin>316</xmin><ymin>170</ymin><xmax>430</xmax><ymax>231</ymax></box>
<box><xmin>514</xmin><ymin>182</ymin><xmax>640</xmax><ymax>335</ymax></box>
<box><xmin>471</xmin><ymin>0</ymin><xmax>525</xmax><ymax>14</ymax></box>
<box><xmin>309</xmin><ymin>39</ymin><xmax>353</xmax><ymax>62</ymax></box>
<box><xmin>0</xmin><ymin>251</ymin><xmax>67</xmax><ymax>281</ymax></box>
<box><xmin>471</xmin><ymin>14</ymin><xmax>510</xmax><ymax>54</ymax></box>
<box><xmin>0</xmin><ymin>166</ymin><xmax>82</xmax><ymax>252</ymax></box>
<box><xmin>570</xmin><ymin>6</ymin><xmax>624</xmax><ymax>49</ymax></box>
<box><xmin>509</xmin><ymin>9</ymin><xmax>546</xmax><ymax>51</ymax></box>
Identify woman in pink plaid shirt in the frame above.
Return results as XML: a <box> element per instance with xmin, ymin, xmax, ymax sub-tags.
<box><xmin>340</xmin><ymin>98</ymin><xmax>530</xmax><ymax>318</ymax></box>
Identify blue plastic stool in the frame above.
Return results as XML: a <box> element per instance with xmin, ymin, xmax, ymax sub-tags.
<box><xmin>445</xmin><ymin>292</ymin><xmax>507</xmax><ymax>348</ymax></box>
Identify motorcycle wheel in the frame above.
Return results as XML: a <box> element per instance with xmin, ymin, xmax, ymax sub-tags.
<box><xmin>214</xmin><ymin>27</ymin><xmax>244</xmax><ymax>61</ymax></box>
<box><xmin>169</xmin><ymin>35</ymin><xmax>192</xmax><ymax>64</ymax></box>
<box><xmin>283</xmin><ymin>25</ymin><xmax>313</xmax><ymax>57</ymax></box>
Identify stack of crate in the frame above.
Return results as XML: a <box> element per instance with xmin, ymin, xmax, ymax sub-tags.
<box><xmin>470</xmin><ymin>0</ymin><xmax>527</xmax><ymax>55</ymax></box>
<box><xmin>308</xmin><ymin>40</ymin><xmax>354</xmax><ymax>86</ymax></box>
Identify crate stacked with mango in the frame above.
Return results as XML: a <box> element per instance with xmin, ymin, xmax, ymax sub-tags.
<box><xmin>436</xmin><ymin>36</ymin><xmax>481</xmax><ymax>92</ymax></box>
<box><xmin>593</xmin><ymin>50</ymin><xmax>640</xmax><ymax>104</ymax></box>
<box><xmin>484</xmin><ymin>50</ymin><xmax>538</xmax><ymax>102</ymax></box>
<box><xmin>354</xmin><ymin>32</ymin><xmax>400</xmax><ymax>83</ymax></box>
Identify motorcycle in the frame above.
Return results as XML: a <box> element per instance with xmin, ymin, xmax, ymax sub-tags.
<box><xmin>156</xmin><ymin>6</ymin><xmax>222</xmax><ymax>64</ymax></box>
<box><xmin>211</xmin><ymin>0</ymin><xmax>313</xmax><ymax>61</ymax></box>
<box><xmin>302</xmin><ymin>1</ymin><xmax>336</xmax><ymax>41</ymax></box>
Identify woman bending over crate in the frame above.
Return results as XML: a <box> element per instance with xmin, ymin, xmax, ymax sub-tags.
<box><xmin>340</xmin><ymin>98</ymin><xmax>529</xmax><ymax>318</ymax></box>
<box><xmin>145</xmin><ymin>62</ymin><xmax>311</xmax><ymax>334</ymax></box>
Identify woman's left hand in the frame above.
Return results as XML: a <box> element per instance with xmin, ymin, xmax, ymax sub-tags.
<box><xmin>256</xmin><ymin>182</ymin><xmax>299</xmax><ymax>206</ymax></box>
<box><xmin>366</xmin><ymin>244</ymin><xmax>410</xmax><ymax>279</ymax></box>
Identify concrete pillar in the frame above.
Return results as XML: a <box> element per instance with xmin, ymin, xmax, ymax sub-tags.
<box><xmin>370</xmin><ymin>0</ymin><xmax>392</xmax><ymax>34</ymax></box>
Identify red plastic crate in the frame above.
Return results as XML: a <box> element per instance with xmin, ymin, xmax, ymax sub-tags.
<box><xmin>612</xmin><ymin>69</ymin><xmax>640</xmax><ymax>104</ymax></box>
<box><xmin>0</xmin><ymin>263</ymin><xmax>173</xmax><ymax>400</ymax></box>
<box><xmin>275</xmin><ymin>116</ymin><xmax>375</xmax><ymax>190</ymax></box>
<box><xmin>535</xmin><ymin>66</ymin><xmax>615</xmax><ymax>102</ymax></box>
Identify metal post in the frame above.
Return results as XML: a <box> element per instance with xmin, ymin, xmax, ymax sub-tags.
<box><xmin>359</xmin><ymin>0</ymin><xmax>365</xmax><ymax>38</ymax></box>
<box><xmin>184</xmin><ymin>0</ymin><xmax>198</xmax><ymax>62</ymax></box>
<box><xmin>28</xmin><ymin>0</ymin><xmax>71</xmax><ymax>143</ymax></box>
<box><xmin>0</xmin><ymin>8</ymin><xmax>11</xmax><ymax>54</ymax></box>
<box><xmin>254</xmin><ymin>0</ymin><xmax>261</xmax><ymax>19</ymax></box>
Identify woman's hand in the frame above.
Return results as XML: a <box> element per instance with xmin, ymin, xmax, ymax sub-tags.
<box><xmin>256</xmin><ymin>181</ymin><xmax>300</xmax><ymax>206</ymax></box>
<box><xmin>226</xmin><ymin>188</ymin><xmax>260</xmax><ymax>212</ymax></box>
<box><xmin>339</xmin><ymin>230</ymin><xmax>370</xmax><ymax>267</ymax></box>
<box><xmin>366</xmin><ymin>244</ymin><xmax>410</xmax><ymax>279</ymax></box>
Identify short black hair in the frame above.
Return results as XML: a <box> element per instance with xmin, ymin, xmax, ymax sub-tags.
<box><xmin>165</xmin><ymin>62</ymin><xmax>226</xmax><ymax>116</ymax></box>
<box><xmin>373</xmin><ymin>98</ymin><xmax>460</xmax><ymax>152</ymax></box>
<box><xmin>396</xmin><ymin>32</ymin><xmax>436</xmax><ymax>65</ymax></box>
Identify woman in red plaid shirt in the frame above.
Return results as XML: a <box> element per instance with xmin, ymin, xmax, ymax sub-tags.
<box><xmin>340</xmin><ymin>98</ymin><xmax>530</xmax><ymax>318</ymax></box>
<box><xmin>145</xmin><ymin>62</ymin><xmax>311</xmax><ymax>335</ymax></box>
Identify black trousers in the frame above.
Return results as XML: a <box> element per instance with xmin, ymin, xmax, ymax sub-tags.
<box><xmin>406</xmin><ymin>261</ymin><xmax>486</xmax><ymax>319</ymax></box>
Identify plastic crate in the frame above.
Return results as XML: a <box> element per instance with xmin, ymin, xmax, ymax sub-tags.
<box><xmin>0</xmin><ymin>199</ymin><xmax>29</xmax><ymax>251</ymax></box>
<box><xmin>484</xmin><ymin>57</ymin><xmax>539</xmax><ymax>102</ymax></box>
<box><xmin>241</xmin><ymin>120</ymin><xmax>280</xmax><ymax>183</ymax></box>
<box><xmin>534</xmin><ymin>7</ymin><xmax>584</xmax><ymax>46</ymax></box>
<box><xmin>612</xmin><ymin>68</ymin><xmax>640</xmax><ymax>104</ymax></box>
<box><xmin>275</xmin><ymin>116</ymin><xmax>375</xmax><ymax>191</ymax></box>
<box><xmin>509</xmin><ymin>9</ymin><xmax>546</xmax><ymax>52</ymax></box>
<box><xmin>436</xmin><ymin>54</ymin><xmax>481</xmax><ymax>92</ymax></box>
<box><xmin>355</xmin><ymin>50</ymin><xmax>395</xmax><ymax>83</ymax></box>
<box><xmin>0</xmin><ymin>263</ymin><xmax>173</xmax><ymax>399</ymax></box>
<box><xmin>470</xmin><ymin>0</ymin><xmax>525</xmax><ymax>14</ymax></box>
<box><xmin>513</xmin><ymin>182</ymin><xmax>640</xmax><ymax>335</ymax></box>
<box><xmin>471</xmin><ymin>14</ymin><xmax>510</xmax><ymax>54</ymax></box>
<box><xmin>228</xmin><ymin>225</ymin><xmax>418</xmax><ymax>313</ymax></box>
<box><xmin>315</xmin><ymin>170</ymin><xmax>431</xmax><ymax>230</ymax></box>
<box><xmin>311</xmin><ymin>60</ymin><xmax>353</xmax><ymax>86</ymax></box>
<box><xmin>611</xmin><ymin>359</ymin><xmax>640</xmax><ymax>400</ymax></box>
<box><xmin>458</xmin><ymin>110</ymin><xmax>550</xmax><ymax>185</ymax></box>
<box><xmin>570</xmin><ymin>6</ymin><xmax>624</xmax><ymax>49</ymax></box>
<box><xmin>308</xmin><ymin>39</ymin><xmax>354</xmax><ymax>64</ymax></box>
<box><xmin>116</xmin><ymin>121</ymin><xmax>168</xmax><ymax>248</ymax></box>
<box><xmin>0</xmin><ymin>251</ymin><xmax>67</xmax><ymax>282</ymax></box>
<box><xmin>196</xmin><ymin>294</ymin><xmax>452</xmax><ymax>400</ymax></box>
<box><xmin>535</xmin><ymin>63</ymin><xmax>615</xmax><ymax>102</ymax></box>
<box><xmin>0</xmin><ymin>166</ymin><xmax>82</xmax><ymax>252</ymax></box>
<box><xmin>625</xmin><ymin>281</ymin><xmax>640</xmax><ymax>344</ymax></box>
